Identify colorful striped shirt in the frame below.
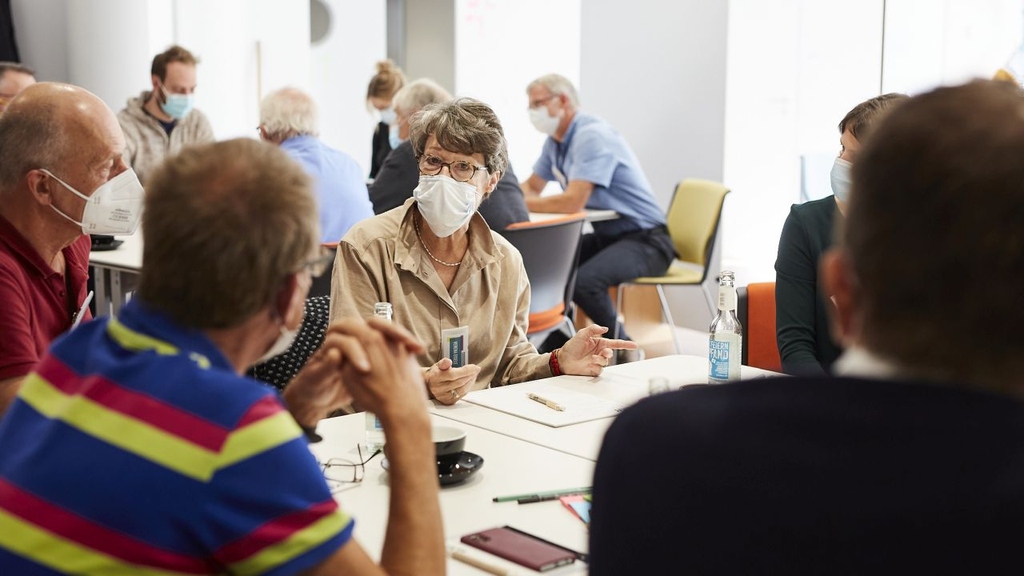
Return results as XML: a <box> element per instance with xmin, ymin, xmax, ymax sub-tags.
<box><xmin>0</xmin><ymin>299</ymin><xmax>352</xmax><ymax>575</ymax></box>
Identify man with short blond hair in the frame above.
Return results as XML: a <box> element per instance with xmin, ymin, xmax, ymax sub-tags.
<box><xmin>0</xmin><ymin>82</ymin><xmax>141</xmax><ymax>416</ymax></box>
<box><xmin>118</xmin><ymin>44</ymin><xmax>214</xmax><ymax>184</ymax></box>
<box><xmin>259</xmin><ymin>87</ymin><xmax>372</xmax><ymax>243</ymax></box>
<box><xmin>0</xmin><ymin>137</ymin><xmax>444</xmax><ymax>575</ymax></box>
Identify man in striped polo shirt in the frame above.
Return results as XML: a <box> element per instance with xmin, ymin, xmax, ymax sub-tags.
<box><xmin>0</xmin><ymin>138</ymin><xmax>444</xmax><ymax>574</ymax></box>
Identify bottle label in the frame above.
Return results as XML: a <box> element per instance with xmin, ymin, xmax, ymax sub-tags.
<box><xmin>365</xmin><ymin>411</ymin><xmax>385</xmax><ymax>450</ymax></box>
<box><xmin>718</xmin><ymin>286</ymin><xmax>737</xmax><ymax>311</ymax></box>
<box><xmin>709</xmin><ymin>333</ymin><xmax>742</xmax><ymax>383</ymax></box>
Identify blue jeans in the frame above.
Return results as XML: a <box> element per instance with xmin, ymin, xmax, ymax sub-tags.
<box><xmin>574</xmin><ymin>228</ymin><xmax>674</xmax><ymax>341</ymax></box>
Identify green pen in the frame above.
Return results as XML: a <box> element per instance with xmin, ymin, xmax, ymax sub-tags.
<box><xmin>492</xmin><ymin>486</ymin><xmax>592</xmax><ymax>503</ymax></box>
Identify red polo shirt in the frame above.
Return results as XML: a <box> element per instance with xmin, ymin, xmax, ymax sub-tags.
<box><xmin>0</xmin><ymin>214</ymin><xmax>92</xmax><ymax>380</ymax></box>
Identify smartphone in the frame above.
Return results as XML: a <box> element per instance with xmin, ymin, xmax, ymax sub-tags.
<box><xmin>460</xmin><ymin>526</ymin><xmax>576</xmax><ymax>572</ymax></box>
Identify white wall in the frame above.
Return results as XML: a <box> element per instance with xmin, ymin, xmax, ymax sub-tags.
<box><xmin>310</xmin><ymin>0</ymin><xmax>387</xmax><ymax>175</ymax></box>
<box><xmin>582</xmin><ymin>0</ymin><xmax>729</xmax><ymax>331</ymax></box>
<box><xmin>723</xmin><ymin>0</ymin><xmax>884</xmax><ymax>289</ymax></box>
<box><xmin>883</xmin><ymin>0</ymin><xmax>1022</xmax><ymax>94</ymax></box>
<box><xmin>11</xmin><ymin>0</ymin><xmax>69</xmax><ymax>82</ymax></box>
<box><xmin>454</xmin><ymin>0</ymin><xmax>580</xmax><ymax>181</ymax></box>
<box><xmin>721</xmin><ymin>0</ymin><xmax>1023</xmax><ymax>296</ymax></box>
<box><xmin>174</xmin><ymin>0</ymin><xmax>310</xmax><ymax>141</ymax></box>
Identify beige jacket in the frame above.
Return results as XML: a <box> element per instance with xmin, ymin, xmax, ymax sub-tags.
<box><xmin>117</xmin><ymin>91</ymin><xmax>215</xmax><ymax>185</ymax></box>
<box><xmin>330</xmin><ymin>199</ymin><xmax>551</xmax><ymax>391</ymax></box>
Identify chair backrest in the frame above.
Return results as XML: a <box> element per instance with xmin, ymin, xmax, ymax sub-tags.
<box><xmin>666</xmin><ymin>179</ymin><xmax>730</xmax><ymax>271</ymax></box>
<box><xmin>248</xmin><ymin>294</ymin><xmax>331</xmax><ymax>390</ymax></box>
<box><xmin>502</xmin><ymin>213</ymin><xmax>586</xmax><ymax>332</ymax></box>
<box><xmin>739</xmin><ymin>281</ymin><xmax>781</xmax><ymax>372</ymax></box>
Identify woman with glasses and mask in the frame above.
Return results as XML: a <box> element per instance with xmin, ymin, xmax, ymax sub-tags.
<box><xmin>330</xmin><ymin>98</ymin><xmax>636</xmax><ymax>404</ymax></box>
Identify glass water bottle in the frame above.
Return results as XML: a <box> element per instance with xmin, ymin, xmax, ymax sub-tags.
<box><xmin>708</xmin><ymin>271</ymin><xmax>743</xmax><ymax>384</ymax></box>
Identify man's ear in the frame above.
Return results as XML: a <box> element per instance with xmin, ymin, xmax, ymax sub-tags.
<box><xmin>151</xmin><ymin>74</ymin><xmax>162</xmax><ymax>93</ymax></box>
<box><xmin>821</xmin><ymin>247</ymin><xmax>860</xmax><ymax>348</ymax></box>
<box><xmin>26</xmin><ymin>169</ymin><xmax>55</xmax><ymax>206</ymax></box>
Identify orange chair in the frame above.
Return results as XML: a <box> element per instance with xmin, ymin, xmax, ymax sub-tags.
<box><xmin>502</xmin><ymin>213</ymin><xmax>587</xmax><ymax>342</ymax></box>
<box><xmin>737</xmin><ymin>282</ymin><xmax>782</xmax><ymax>372</ymax></box>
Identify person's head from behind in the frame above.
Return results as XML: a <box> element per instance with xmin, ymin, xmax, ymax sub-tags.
<box><xmin>258</xmin><ymin>87</ymin><xmax>318</xmax><ymax>144</ymax></box>
<box><xmin>526</xmin><ymin>73</ymin><xmax>580</xmax><ymax>137</ymax></box>
<box><xmin>0</xmin><ymin>62</ymin><xmax>36</xmax><ymax>113</ymax></box>
<box><xmin>831</xmin><ymin>93</ymin><xmax>908</xmax><ymax>210</ymax></box>
<box><xmin>824</xmin><ymin>79</ymin><xmax>1024</xmax><ymax>392</ymax></box>
<box><xmin>390</xmin><ymin>78</ymin><xmax>451</xmax><ymax>147</ymax></box>
<box><xmin>139</xmin><ymin>138</ymin><xmax>320</xmax><ymax>360</ymax></box>
<box><xmin>0</xmin><ymin>82</ymin><xmax>133</xmax><ymax>238</ymax></box>
<box><xmin>409</xmin><ymin>98</ymin><xmax>506</xmax><ymax>237</ymax></box>
<box><xmin>150</xmin><ymin>45</ymin><xmax>199</xmax><ymax>120</ymax></box>
<box><xmin>366</xmin><ymin>59</ymin><xmax>405</xmax><ymax>125</ymax></box>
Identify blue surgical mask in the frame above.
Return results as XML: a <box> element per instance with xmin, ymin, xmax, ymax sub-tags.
<box><xmin>160</xmin><ymin>85</ymin><xmax>194</xmax><ymax>120</ymax></box>
<box><xmin>388</xmin><ymin>123</ymin><xmax>405</xmax><ymax>150</ymax></box>
<box><xmin>830</xmin><ymin>157</ymin><xmax>853</xmax><ymax>203</ymax></box>
<box><xmin>379</xmin><ymin>106</ymin><xmax>397</xmax><ymax>125</ymax></box>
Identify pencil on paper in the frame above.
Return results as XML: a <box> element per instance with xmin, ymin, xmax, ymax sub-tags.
<box><xmin>527</xmin><ymin>392</ymin><xmax>565</xmax><ymax>411</ymax></box>
<box><xmin>449</xmin><ymin>547</ymin><xmax>512</xmax><ymax>575</ymax></box>
<box><xmin>493</xmin><ymin>486</ymin><xmax>592</xmax><ymax>503</ymax></box>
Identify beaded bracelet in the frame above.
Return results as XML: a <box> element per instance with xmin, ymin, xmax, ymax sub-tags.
<box><xmin>549</xmin><ymin>348</ymin><xmax>563</xmax><ymax>376</ymax></box>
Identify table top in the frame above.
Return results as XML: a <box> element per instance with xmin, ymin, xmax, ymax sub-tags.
<box><xmin>528</xmin><ymin>209</ymin><xmax>619</xmax><ymax>223</ymax></box>
<box><xmin>431</xmin><ymin>355</ymin><xmax>782</xmax><ymax>462</ymax></box>
<box><xmin>88</xmin><ymin>232</ymin><xmax>143</xmax><ymax>272</ymax></box>
<box><xmin>312</xmin><ymin>413</ymin><xmax>592</xmax><ymax>575</ymax></box>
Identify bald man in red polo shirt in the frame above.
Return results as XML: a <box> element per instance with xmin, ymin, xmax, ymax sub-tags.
<box><xmin>0</xmin><ymin>83</ymin><xmax>139</xmax><ymax>416</ymax></box>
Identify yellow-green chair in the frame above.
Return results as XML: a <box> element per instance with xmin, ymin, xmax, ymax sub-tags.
<box><xmin>614</xmin><ymin>178</ymin><xmax>730</xmax><ymax>353</ymax></box>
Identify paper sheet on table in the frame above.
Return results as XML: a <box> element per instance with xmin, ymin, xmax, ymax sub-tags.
<box><xmin>461</xmin><ymin>383</ymin><xmax>626</xmax><ymax>427</ymax></box>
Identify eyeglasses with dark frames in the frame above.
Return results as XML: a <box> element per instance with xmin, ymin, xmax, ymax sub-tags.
<box><xmin>528</xmin><ymin>93</ymin><xmax>560</xmax><ymax>109</ymax></box>
<box><xmin>418</xmin><ymin>154</ymin><xmax>487</xmax><ymax>183</ymax></box>
<box><xmin>319</xmin><ymin>444</ymin><xmax>382</xmax><ymax>493</ymax></box>
<box><xmin>300</xmin><ymin>245</ymin><xmax>336</xmax><ymax>278</ymax></box>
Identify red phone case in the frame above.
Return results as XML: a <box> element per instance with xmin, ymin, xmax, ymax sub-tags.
<box><xmin>460</xmin><ymin>526</ymin><xmax>576</xmax><ymax>572</ymax></box>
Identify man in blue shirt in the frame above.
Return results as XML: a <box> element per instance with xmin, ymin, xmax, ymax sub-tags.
<box><xmin>260</xmin><ymin>87</ymin><xmax>373</xmax><ymax>244</ymax></box>
<box><xmin>521</xmin><ymin>74</ymin><xmax>674</xmax><ymax>361</ymax></box>
<box><xmin>0</xmin><ymin>138</ymin><xmax>445</xmax><ymax>575</ymax></box>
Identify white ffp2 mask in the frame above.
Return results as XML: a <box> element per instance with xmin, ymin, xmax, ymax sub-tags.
<box><xmin>44</xmin><ymin>168</ymin><xmax>145</xmax><ymax>235</ymax></box>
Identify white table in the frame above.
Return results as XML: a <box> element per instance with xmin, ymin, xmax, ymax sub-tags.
<box><xmin>431</xmin><ymin>355</ymin><xmax>783</xmax><ymax>462</ymax></box>
<box><xmin>312</xmin><ymin>413</ymin><xmax>593</xmax><ymax>575</ymax></box>
<box><xmin>528</xmin><ymin>209</ymin><xmax>619</xmax><ymax>223</ymax></box>
<box><xmin>88</xmin><ymin>233</ymin><xmax>143</xmax><ymax>316</ymax></box>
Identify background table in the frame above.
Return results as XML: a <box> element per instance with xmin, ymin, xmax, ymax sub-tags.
<box><xmin>528</xmin><ymin>209</ymin><xmax>619</xmax><ymax>223</ymax></box>
<box><xmin>313</xmin><ymin>413</ymin><xmax>593</xmax><ymax>575</ymax></box>
<box><xmin>431</xmin><ymin>355</ymin><xmax>782</xmax><ymax>461</ymax></box>
<box><xmin>88</xmin><ymin>233</ymin><xmax>143</xmax><ymax>316</ymax></box>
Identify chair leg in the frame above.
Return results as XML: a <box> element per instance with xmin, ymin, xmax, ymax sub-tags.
<box><xmin>701</xmin><ymin>282</ymin><xmax>717</xmax><ymax>318</ymax></box>
<box><xmin>614</xmin><ymin>283</ymin><xmax>626</xmax><ymax>340</ymax></box>
<box><xmin>655</xmin><ymin>284</ymin><xmax>682</xmax><ymax>355</ymax></box>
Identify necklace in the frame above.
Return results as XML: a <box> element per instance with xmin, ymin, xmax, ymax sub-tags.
<box><xmin>414</xmin><ymin>215</ymin><xmax>463</xmax><ymax>267</ymax></box>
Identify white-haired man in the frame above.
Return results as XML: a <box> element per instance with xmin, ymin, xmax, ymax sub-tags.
<box><xmin>259</xmin><ymin>87</ymin><xmax>373</xmax><ymax>244</ymax></box>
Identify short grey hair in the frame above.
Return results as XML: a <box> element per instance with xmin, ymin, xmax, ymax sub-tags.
<box><xmin>0</xmin><ymin>85</ymin><xmax>72</xmax><ymax>192</ymax></box>
<box><xmin>410</xmin><ymin>97</ymin><xmax>508</xmax><ymax>178</ymax></box>
<box><xmin>393</xmin><ymin>78</ymin><xmax>451</xmax><ymax>116</ymax></box>
<box><xmin>260</xmin><ymin>87</ymin><xmax>318</xmax><ymax>139</ymax></box>
<box><xmin>527</xmin><ymin>73</ymin><xmax>580</xmax><ymax>107</ymax></box>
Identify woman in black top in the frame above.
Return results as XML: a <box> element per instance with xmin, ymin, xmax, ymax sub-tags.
<box><xmin>775</xmin><ymin>93</ymin><xmax>907</xmax><ymax>375</ymax></box>
<box><xmin>366</xmin><ymin>59</ymin><xmax>405</xmax><ymax>179</ymax></box>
